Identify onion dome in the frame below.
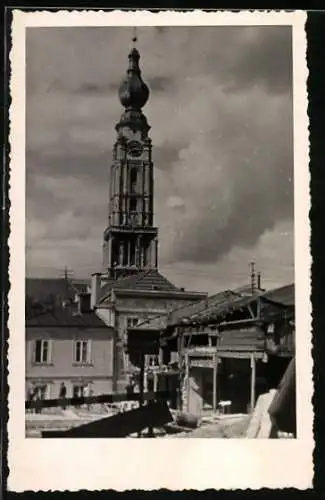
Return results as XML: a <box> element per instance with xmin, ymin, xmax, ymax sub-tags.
<box><xmin>118</xmin><ymin>48</ymin><xmax>150</xmax><ymax>110</ymax></box>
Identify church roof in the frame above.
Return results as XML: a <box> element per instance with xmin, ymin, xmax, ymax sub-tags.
<box><xmin>99</xmin><ymin>269</ymin><xmax>179</xmax><ymax>302</ymax></box>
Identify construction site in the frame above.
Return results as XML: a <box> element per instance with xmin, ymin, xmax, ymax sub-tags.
<box><xmin>26</xmin><ymin>281</ymin><xmax>296</xmax><ymax>440</ymax></box>
<box><xmin>25</xmin><ymin>359</ymin><xmax>295</xmax><ymax>439</ymax></box>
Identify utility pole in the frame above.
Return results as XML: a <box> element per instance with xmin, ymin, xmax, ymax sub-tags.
<box><xmin>59</xmin><ymin>266</ymin><xmax>74</xmax><ymax>300</ymax></box>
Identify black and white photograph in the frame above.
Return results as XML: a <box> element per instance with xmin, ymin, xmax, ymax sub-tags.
<box><xmin>8</xmin><ymin>10</ymin><xmax>312</xmax><ymax>492</ymax></box>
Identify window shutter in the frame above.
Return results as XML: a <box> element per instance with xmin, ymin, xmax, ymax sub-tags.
<box><xmin>48</xmin><ymin>339</ymin><xmax>53</xmax><ymax>364</ymax></box>
<box><xmin>31</xmin><ymin>340</ymin><xmax>37</xmax><ymax>363</ymax></box>
<box><xmin>34</xmin><ymin>339</ymin><xmax>41</xmax><ymax>363</ymax></box>
<box><xmin>74</xmin><ymin>340</ymin><xmax>80</xmax><ymax>363</ymax></box>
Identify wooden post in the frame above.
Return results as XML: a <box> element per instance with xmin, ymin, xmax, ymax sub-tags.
<box><xmin>208</xmin><ymin>329</ymin><xmax>212</xmax><ymax>348</ymax></box>
<box><xmin>250</xmin><ymin>354</ymin><xmax>256</xmax><ymax>413</ymax></box>
<box><xmin>153</xmin><ymin>371</ymin><xmax>158</xmax><ymax>393</ymax></box>
<box><xmin>257</xmin><ymin>297</ymin><xmax>261</xmax><ymax>320</ymax></box>
<box><xmin>138</xmin><ymin>353</ymin><xmax>145</xmax><ymax>438</ymax></box>
<box><xmin>177</xmin><ymin>328</ymin><xmax>183</xmax><ymax>411</ymax></box>
<box><xmin>159</xmin><ymin>342</ymin><xmax>163</xmax><ymax>368</ymax></box>
<box><xmin>185</xmin><ymin>352</ymin><xmax>190</xmax><ymax>413</ymax></box>
<box><xmin>213</xmin><ymin>353</ymin><xmax>218</xmax><ymax>413</ymax></box>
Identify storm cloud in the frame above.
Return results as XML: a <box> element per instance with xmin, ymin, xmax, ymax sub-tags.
<box><xmin>26</xmin><ymin>25</ymin><xmax>294</xmax><ymax>290</ymax></box>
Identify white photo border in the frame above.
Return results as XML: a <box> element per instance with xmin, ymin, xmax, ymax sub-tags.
<box><xmin>8</xmin><ymin>9</ymin><xmax>312</xmax><ymax>492</ymax></box>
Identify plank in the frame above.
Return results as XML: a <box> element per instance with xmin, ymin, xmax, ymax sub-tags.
<box><xmin>42</xmin><ymin>400</ymin><xmax>173</xmax><ymax>438</ymax></box>
<box><xmin>26</xmin><ymin>390</ymin><xmax>177</xmax><ymax>410</ymax></box>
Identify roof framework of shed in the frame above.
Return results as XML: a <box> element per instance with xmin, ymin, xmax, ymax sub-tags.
<box><xmin>134</xmin><ymin>283</ymin><xmax>294</xmax><ymax>335</ymax></box>
<box><xmin>168</xmin><ymin>283</ymin><xmax>294</xmax><ymax>328</ymax></box>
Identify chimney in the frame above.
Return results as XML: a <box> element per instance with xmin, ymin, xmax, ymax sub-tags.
<box><xmin>78</xmin><ymin>293</ymin><xmax>91</xmax><ymax>314</ymax></box>
<box><xmin>257</xmin><ymin>272</ymin><xmax>262</xmax><ymax>290</ymax></box>
<box><xmin>91</xmin><ymin>272</ymin><xmax>102</xmax><ymax>309</ymax></box>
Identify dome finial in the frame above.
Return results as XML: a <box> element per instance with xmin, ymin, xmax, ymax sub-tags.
<box><xmin>118</xmin><ymin>32</ymin><xmax>149</xmax><ymax>110</ymax></box>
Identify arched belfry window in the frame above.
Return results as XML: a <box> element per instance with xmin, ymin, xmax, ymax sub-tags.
<box><xmin>130</xmin><ymin>167</ymin><xmax>137</xmax><ymax>193</ymax></box>
<box><xmin>130</xmin><ymin>198</ymin><xmax>137</xmax><ymax>213</ymax></box>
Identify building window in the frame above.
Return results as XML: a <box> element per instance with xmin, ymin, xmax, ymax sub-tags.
<box><xmin>127</xmin><ymin>317</ymin><xmax>139</xmax><ymax>328</ymax></box>
<box><xmin>72</xmin><ymin>384</ymin><xmax>90</xmax><ymax>398</ymax></box>
<box><xmin>74</xmin><ymin>340</ymin><xmax>91</xmax><ymax>364</ymax></box>
<box><xmin>33</xmin><ymin>339</ymin><xmax>51</xmax><ymax>364</ymax></box>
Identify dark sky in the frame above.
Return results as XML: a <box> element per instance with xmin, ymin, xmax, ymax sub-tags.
<box><xmin>26</xmin><ymin>25</ymin><xmax>294</xmax><ymax>293</ymax></box>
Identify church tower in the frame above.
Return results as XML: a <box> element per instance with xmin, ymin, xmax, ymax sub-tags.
<box><xmin>103</xmin><ymin>41</ymin><xmax>158</xmax><ymax>279</ymax></box>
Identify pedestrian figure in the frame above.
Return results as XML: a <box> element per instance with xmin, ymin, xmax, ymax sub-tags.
<box><xmin>86</xmin><ymin>386</ymin><xmax>93</xmax><ymax>411</ymax></box>
<box><xmin>59</xmin><ymin>382</ymin><xmax>67</xmax><ymax>410</ymax></box>
<box><xmin>126</xmin><ymin>377</ymin><xmax>135</xmax><ymax>396</ymax></box>
<box><xmin>34</xmin><ymin>387</ymin><xmax>42</xmax><ymax>414</ymax></box>
<box><xmin>26</xmin><ymin>385</ymin><xmax>34</xmax><ymax>413</ymax></box>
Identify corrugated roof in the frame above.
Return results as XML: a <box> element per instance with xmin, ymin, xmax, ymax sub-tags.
<box><xmin>136</xmin><ymin>290</ymin><xmax>239</xmax><ymax>330</ymax></box>
<box><xmin>26</xmin><ymin>304</ymin><xmax>107</xmax><ymax>328</ymax></box>
<box><xmin>192</xmin><ymin>294</ymin><xmax>259</xmax><ymax>324</ymax></box>
<box><xmin>99</xmin><ymin>269</ymin><xmax>179</xmax><ymax>301</ymax></box>
<box><xmin>183</xmin><ymin>284</ymin><xmax>295</xmax><ymax>326</ymax></box>
<box><xmin>168</xmin><ymin>290</ymin><xmax>240</xmax><ymax>325</ymax></box>
<box><xmin>26</xmin><ymin>278</ymin><xmax>89</xmax><ymax>302</ymax></box>
<box><xmin>140</xmin><ymin>283</ymin><xmax>295</xmax><ymax>329</ymax></box>
<box><xmin>232</xmin><ymin>284</ymin><xmax>265</xmax><ymax>295</ymax></box>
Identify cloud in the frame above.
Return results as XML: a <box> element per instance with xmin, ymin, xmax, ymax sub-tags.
<box><xmin>216</xmin><ymin>26</ymin><xmax>293</xmax><ymax>94</ymax></box>
<box><xmin>71</xmin><ymin>81</ymin><xmax>119</xmax><ymax>94</ymax></box>
<box><xmin>160</xmin><ymin>218</ymin><xmax>294</xmax><ymax>294</ymax></box>
<box><xmin>147</xmin><ymin>76</ymin><xmax>174</xmax><ymax>92</ymax></box>
<box><xmin>155</xmin><ymin>79</ymin><xmax>293</xmax><ymax>265</ymax></box>
<box><xmin>166</xmin><ymin>196</ymin><xmax>186</xmax><ymax>210</ymax></box>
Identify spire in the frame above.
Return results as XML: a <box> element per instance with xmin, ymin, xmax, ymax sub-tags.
<box><xmin>118</xmin><ymin>30</ymin><xmax>149</xmax><ymax>110</ymax></box>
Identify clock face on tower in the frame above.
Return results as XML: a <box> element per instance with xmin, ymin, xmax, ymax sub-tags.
<box><xmin>127</xmin><ymin>140</ymin><xmax>143</xmax><ymax>158</ymax></box>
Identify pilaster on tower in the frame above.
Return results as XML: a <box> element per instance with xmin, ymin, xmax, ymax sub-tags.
<box><xmin>103</xmin><ymin>43</ymin><xmax>158</xmax><ymax>279</ymax></box>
